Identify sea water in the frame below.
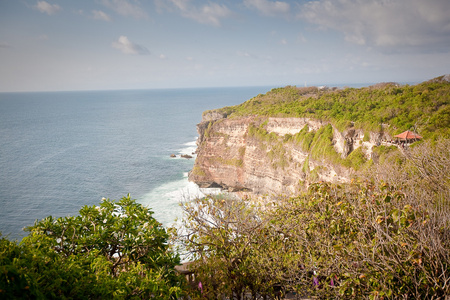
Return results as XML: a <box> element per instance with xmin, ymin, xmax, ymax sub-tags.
<box><xmin>0</xmin><ymin>87</ymin><xmax>272</xmax><ymax>240</ymax></box>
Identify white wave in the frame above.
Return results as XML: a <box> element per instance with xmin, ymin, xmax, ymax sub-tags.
<box><xmin>178</xmin><ymin>138</ymin><xmax>197</xmax><ymax>155</ymax></box>
<box><xmin>183</xmin><ymin>140</ymin><xmax>197</xmax><ymax>147</ymax></box>
<box><xmin>138</xmin><ymin>177</ymin><xmax>202</xmax><ymax>227</ymax></box>
<box><xmin>137</xmin><ymin>174</ymin><xmax>224</xmax><ymax>228</ymax></box>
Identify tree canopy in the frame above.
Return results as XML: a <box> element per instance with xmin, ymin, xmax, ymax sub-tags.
<box><xmin>209</xmin><ymin>76</ymin><xmax>450</xmax><ymax>139</ymax></box>
<box><xmin>0</xmin><ymin>195</ymin><xmax>184</xmax><ymax>299</ymax></box>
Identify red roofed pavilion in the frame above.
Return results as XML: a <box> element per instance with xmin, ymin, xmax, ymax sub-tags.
<box><xmin>394</xmin><ymin>130</ymin><xmax>422</xmax><ymax>142</ymax></box>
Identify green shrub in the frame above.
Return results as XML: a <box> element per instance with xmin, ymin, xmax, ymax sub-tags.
<box><xmin>344</xmin><ymin>147</ymin><xmax>367</xmax><ymax>170</ymax></box>
<box><xmin>217</xmin><ymin>78</ymin><xmax>449</xmax><ymax>139</ymax></box>
<box><xmin>363</xmin><ymin>132</ymin><xmax>370</xmax><ymax>142</ymax></box>
<box><xmin>1</xmin><ymin>196</ymin><xmax>184</xmax><ymax>299</ymax></box>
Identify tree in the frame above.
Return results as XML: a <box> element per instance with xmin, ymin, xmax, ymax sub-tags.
<box><xmin>0</xmin><ymin>195</ymin><xmax>184</xmax><ymax>299</ymax></box>
<box><xmin>174</xmin><ymin>195</ymin><xmax>302</xmax><ymax>299</ymax></box>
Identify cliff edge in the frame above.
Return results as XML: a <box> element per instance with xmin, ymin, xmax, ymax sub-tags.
<box><xmin>189</xmin><ymin>76</ymin><xmax>450</xmax><ymax>196</ymax></box>
<box><xmin>189</xmin><ymin>115</ymin><xmax>384</xmax><ymax>195</ymax></box>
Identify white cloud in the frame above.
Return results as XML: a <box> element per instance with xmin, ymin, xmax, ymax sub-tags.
<box><xmin>299</xmin><ymin>0</ymin><xmax>450</xmax><ymax>52</ymax></box>
<box><xmin>112</xmin><ymin>36</ymin><xmax>149</xmax><ymax>55</ymax></box>
<box><xmin>101</xmin><ymin>0</ymin><xmax>147</xmax><ymax>19</ymax></box>
<box><xmin>236</xmin><ymin>51</ymin><xmax>252</xmax><ymax>58</ymax></box>
<box><xmin>159</xmin><ymin>54</ymin><xmax>167</xmax><ymax>59</ymax></box>
<box><xmin>162</xmin><ymin>0</ymin><xmax>232</xmax><ymax>26</ymax></box>
<box><xmin>92</xmin><ymin>10</ymin><xmax>111</xmax><ymax>21</ymax></box>
<box><xmin>166</xmin><ymin>0</ymin><xmax>189</xmax><ymax>11</ymax></box>
<box><xmin>34</xmin><ymin>1</ymin><xmax>61</xmax><ymax>15</ymax></box>
<box><xmin>244</xmin><ymin>0</ymin><xmax>290</xmax><ymax>16</ymax></box>
<box><xmin>200</xmin><ymin>2</ymin><xmax>232</xmax><ymax>26</ymax></box>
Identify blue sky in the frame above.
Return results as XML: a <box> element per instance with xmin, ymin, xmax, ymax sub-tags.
<box><xmin>1</xmin><ymin>0</ymin><xmax>449</xmax><ymax>92</ymax></box>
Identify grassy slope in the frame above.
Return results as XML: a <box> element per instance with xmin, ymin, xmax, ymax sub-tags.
<box><xmin>210</xmin><ymin>76</ymin><xmax>450</xmax><ymax>140</ymax></box>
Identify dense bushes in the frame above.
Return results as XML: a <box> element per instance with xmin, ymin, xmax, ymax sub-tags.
<box><xmin>175</xmin><ymin>139</ymin><xmax>450</xmax><ymax>299</ymax></box>
<box><xmin>0</xmin><ymin>196</ymin><xmax>184</xmax><ymax>299</ymax></box>
<box><xmin>211</xmin><ymin>77</ymin><xmax>450</xmax><ymax>139</ymax></box>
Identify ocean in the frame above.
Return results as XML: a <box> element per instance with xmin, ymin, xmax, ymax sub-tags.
<box><xmin>0</xmin><ymin>87</ymin><xmax>272</xmax><ymax>241</ymax></box>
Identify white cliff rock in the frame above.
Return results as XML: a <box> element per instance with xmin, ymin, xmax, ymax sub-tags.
<box><xmin>190</xmin><ymin>115</ymin><xmax>384</xmax><ymax>196</ymax></box>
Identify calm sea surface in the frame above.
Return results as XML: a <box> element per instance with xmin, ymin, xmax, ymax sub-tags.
<box><xmin>0</xmin><ymin>87</ymin><xmax>272</xmax><ymax>240</ymax></box>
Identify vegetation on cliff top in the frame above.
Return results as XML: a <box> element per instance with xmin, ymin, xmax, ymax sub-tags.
<box><xmin>210</xmin><ymin>75</ymin><xmax>450</xmax><ymax>139</ymax></box>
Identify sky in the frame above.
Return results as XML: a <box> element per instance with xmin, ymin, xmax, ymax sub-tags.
<box><xmin>1</xmin><ymin>0</ymin><xmax>449</xmax><ymax>92</ymax></box>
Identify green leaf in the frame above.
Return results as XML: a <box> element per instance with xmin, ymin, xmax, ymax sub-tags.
<box><xmin>392</xmin><ymin>209</ymin><xmax>400</xmax><ymax>222</ymax></box>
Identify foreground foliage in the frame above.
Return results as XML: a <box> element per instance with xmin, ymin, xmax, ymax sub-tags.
<box><xmin>0</xmin><ymin>196</ymin><xmax>184</xmax><ymax>299</ymax></box>
<box><xmin>176</xmin><ymin>139</ymin><xmax>450</xmax><ymax>299</ymax></box>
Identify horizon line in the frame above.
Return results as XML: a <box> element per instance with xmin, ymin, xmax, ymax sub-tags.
<box><xmin>0</xmin><ymin>80</ymin><xmax>416</xmax><ymax>94</ymax></box>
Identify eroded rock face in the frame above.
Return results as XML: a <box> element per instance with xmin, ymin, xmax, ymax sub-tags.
<box><xmin>189</xmin><ymin>115</ymin><xmax>383</xmax><ymax>196</ymax></box>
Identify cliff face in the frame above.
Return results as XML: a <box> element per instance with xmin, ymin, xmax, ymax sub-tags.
<box><xmin>189</xmin><ymin>114</ymin><xmax>389</xmax><ymax>196</ymax></box>
<box><xmin>189</xmin><ymin>76</ymin><xmax>450</xmax><ymax>196</ymax></box>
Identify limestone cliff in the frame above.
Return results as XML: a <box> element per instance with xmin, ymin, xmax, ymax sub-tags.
<box><xmin>189</xmin><ymin>114</ymin><xmax>388</xmax><ymax>196</ymax></box>
<box><xmin>189</xmin><ymin>77</ymin><xmax>449</xmax><ymax>196</ymax></box>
